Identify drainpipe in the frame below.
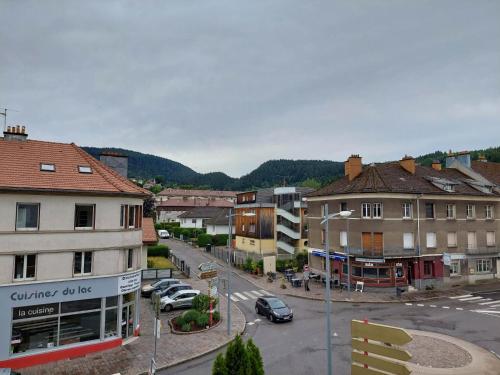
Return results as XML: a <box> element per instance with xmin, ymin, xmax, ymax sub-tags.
<box><xmin>416</xmin><ymin>194</ymin><xmax>422</xmax><ymax>289</ymax></box>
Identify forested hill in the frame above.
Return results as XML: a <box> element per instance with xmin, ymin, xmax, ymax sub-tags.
<box><xmin>83</xmin><ymin>146</ymin><xmax>500</xmax><ymax>191</ymax></box>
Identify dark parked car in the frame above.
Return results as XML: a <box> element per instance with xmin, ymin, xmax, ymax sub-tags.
<box><xmin>255</xmin><ymin>296</ymin><xmax>293</xmax><ymax>322</ymax></box>
<box><xmin>141</xmin><ymin>278</ymin><xmax>180</xmax><ymax>298</ymax></box>
<box><xmin>151</xmin><ymin>283</ymin><xmax>193</xmax><ymax>302</ymax></box>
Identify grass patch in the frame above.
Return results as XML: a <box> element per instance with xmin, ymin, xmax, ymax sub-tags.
<box><xmin>147</xmin><ymin>256</ymin><xmax>175</xmax><ymax>269</ymax></box>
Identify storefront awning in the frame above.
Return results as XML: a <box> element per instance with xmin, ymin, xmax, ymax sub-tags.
<box><xmin>310</xmin><ymin>249</ymin><xmax>347</xmax><ymax>261</ymax></box>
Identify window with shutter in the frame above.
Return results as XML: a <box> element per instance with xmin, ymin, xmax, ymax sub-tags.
<box><xmin>426</xmin><ymin>232</ymin><xmax>436</xmax><ymax>248</ymax></box>
<box><xmin>373</xmin><ymin>233</ymin><xmax>383</xmax><ymax>255</ymax></box>
<box><xmin>467</xmin><ymin>232</ymin><xmax>477</xmax><ymax>249</ymax></box>
<box><xmin>362</xmin><ymin>232</ymin><xmax>372</xmax><ymax>251</ymax></box>
<box><xmin>403</xmin><ymin>233</ymin><xmax>414</xmax><ymax>249</ymax></box>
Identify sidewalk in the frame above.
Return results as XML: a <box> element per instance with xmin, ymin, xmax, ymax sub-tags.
<box><xmin>20</xmin><ymin>277</ymin><xmax>245</xmax><ymax>375</ymax></box>
<box><xmin>201</xmin><ymin>247</ymin><xmax>499</xmax><ymax>303</ymax></box>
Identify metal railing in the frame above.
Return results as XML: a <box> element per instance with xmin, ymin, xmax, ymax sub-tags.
<box><xmin>170</xmin><ymin>254</ymin><xmax>191</xmax><ymax>277</ymax></box>
<box><xmin>142</xmin><ymin>268</ymin><xmax>173</xmax><ymax>280</ymax></box>
<box><xmin>341</xmin><ymin>247</ymin><xmax>419</xmax><ymax>258</ymax></box>
<box><xmin>466</xmin><ymin>246</ymin><xmax>499</xmax><ymax>255</ymax></box>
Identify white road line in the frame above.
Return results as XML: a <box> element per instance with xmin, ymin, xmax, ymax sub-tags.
<box><xmin>405</xmin><ymin>303</ymin><xmax>413</xmax><ymax>306</ymax></box>
<box><xmin>442</xmin><ymin>306</ymin><xmax>450</xmax><ymax>309</ymax></box>
<box><xmin>430</xmin><ymin>305</ymin><xmax>437</xmax><ymax>308</ymax></box>
<box><xmin>479</xmin><ymin>300</ymin><xmax>498</xmax><ymax>305</ymax></box>
<box><xmin>234</xmin><ymin>292</ymin><xmax>248</xmax><ymax>300</ymax></box>
<box><xmin>489</xmin><ymin>304</ymin><xmax>500</xmax><ymax>308</ymax></box>
<box><xmin>251</xmin><ymin>290</ymin><xmax>264</xmax><ymax>297</ymax></box>
<box><xmin>456</xmin><ymin>307</ymin><xmax>464</xmax><ymax>311</ymax></box>
<box><xmin>473</xmin><ymin>310</ymin><xmax>500</xmax><ymax>314</ymax></box>
<box><xmin>417</xmin><ymin>304</ymin><xmax>424</xmax><ymax>307</ymax></box>
<box><xmin>230</xmin><ymin>295</ymin><xmax>239</xmax><ymax>302</ymax></box>
<box><xmin>259</xmin><ymin>289</ymin><xmax>270</xmax><ymax>295</ymax></box>
<box><xmin>450</xmin><ymin>294</ymin><xmax>473</xmax><ymax>299</ymax></box>
<box><xmin>471</xmin><ymin>298</ymin><xmax>491</xmax><ymax>303</ymax></box>
<box><xmin>243</xmin><ymin>291</ymin><xmax>257</xmax><ymax>299</ymax></box>
<box><xmin>459</xmin><ymin>296</ymin><xmax>484</xmax><ymax>301</ymax></box>
<box><xmin>246</xmin><ymin>322</ymin><xmax>255</xmax><ymax>325</ymax></box>
<box><xmin>254</xmin><ymin>319</ymin><xmax>261</xmax><ymax>323</ymax></box>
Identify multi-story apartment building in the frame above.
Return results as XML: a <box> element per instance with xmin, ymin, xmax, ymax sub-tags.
<box><xmin>307</xmin><ymin>153</ymin><xmax>499</xmax><ymax>289</ymax></box>
<box><xmin>0</xmin><ymin>128</ymin><xmax>150</xmax><ymax>369</ymax></box>
<box><xmin>235</xmin><ymin>187</ymin><xmax>312</xmax><ymax>256</ymax></box>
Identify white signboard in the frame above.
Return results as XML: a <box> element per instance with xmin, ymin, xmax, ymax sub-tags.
<box><xmin>118</xmin><ymin>271</ymin><xmax>142</xmax><ymax>295</ymax></box>
<box><xmin>198</xmin><ymin>262</ymin><xmax>218</xmax><ymax>272</ymax></box>
<box><xmin>442</xmin><ymin>253</ymin><xmax>451</xmax><ymax>266</ymax></box>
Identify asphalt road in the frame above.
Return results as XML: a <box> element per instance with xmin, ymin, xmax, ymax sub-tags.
<box><xmin>159</xmin><ymin>239</ymin><xmax>500</xmax><ymax>375</ymax></box>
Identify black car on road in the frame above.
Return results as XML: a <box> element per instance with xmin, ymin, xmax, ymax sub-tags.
<box><xmin>255</xmin><ymin>296</ymin><xmax>293</xmax><ymax>322</ymax></box>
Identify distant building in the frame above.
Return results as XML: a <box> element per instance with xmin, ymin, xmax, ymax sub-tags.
<box><xmin>177</xmin><ymin>207</ymin><xmax>233</xmax><ymax>235</ymax></box>
<box><xmin>156</xmin><ymin>194</ymin><xmax>234</xmax><ymax>223</ymax></box>
<box><xmin>235</xmin><ymin>187</ymin><xmax>313</xmax><ymax>256</ymax></box>
<box><xmin>0</xmin><ymin>127</ymin><xmax>150</xmax><ymax>369</ymax></box>
<box><xmin>307</xmin><ymin>153</ymin><xmax>500</xmax><ymax>289</ymax></box>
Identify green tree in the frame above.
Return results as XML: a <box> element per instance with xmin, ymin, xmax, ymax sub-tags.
<box><xmin>149</xmin><ymin>184</ymin><xmax>163</xmax><ymax>194</ymax></box>
<box><xmin>225</xmin><ymin>335</ymin><xmax>248</xmax><ymax>375</ymax></box>
<box><xmin>143</xmin><ymin>195</ymin><xmax>156</xmax><ymax>218</ymax></box>
<box><xmin>212</xmin><ymin>353</ymin><xmax>228</xmax><ymax>375</ymax></box>
<box><xmin>246</xmin><ymin>338</ymin><xmax>264</xmax><ymax>375</ymax></box>
<box><xmin>300</xmin><ymin>177</ymin><xmax>322</xmax><ymax>189</ymax></box>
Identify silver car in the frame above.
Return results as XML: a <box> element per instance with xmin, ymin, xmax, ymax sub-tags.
<box><xmin>151</xmin><ymin>283</ymin><xmax>192</xmax><ymax>302</ymax></box>
<box><xmin>160</xmin><ymin>289</ymin><xmax>200</xmax><ymax>312</ymax></box>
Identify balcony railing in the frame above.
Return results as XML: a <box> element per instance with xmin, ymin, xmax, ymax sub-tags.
<box><xmin>342</xmin><ymin>247</ymin><xmax>419</xmax><ymax>258</ymax></box>
<box><xmin>466</xmin><ymin>246</ymin><xmax>500</xmax><ymax>255</ymax></box>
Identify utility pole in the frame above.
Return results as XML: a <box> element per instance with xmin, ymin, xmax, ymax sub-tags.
<box><xmin>323</xmin><ymin>204</ymin><xmax>333</xmax><ymax>375</ymax></box>
<box><xmin>227</xmin><ymin>207</ymin><xmax>233</xmax><ymax>336</ymax></box>
<box><xmin>150</xmin><ymin>293</ymin><xmax>161</xmax><ymax>374</ymax></box>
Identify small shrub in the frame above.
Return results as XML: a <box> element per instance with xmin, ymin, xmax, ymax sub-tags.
<box><xmin>198</xmin><ymin>233</ymin><xmax>214</xmax><ymax>247</ymax></box>
<box><xmin>295</xmin><ymin>251</ymin><xmax>308</xmax><ymax>270</ymax></box>
<box><xmin>256</xmin><ymin>259</ymin><xmax>264</xmax><ymax>271</ymax></box>
<box><xmin>276</xmin><ymin>259</ymin><xmax>286</xmax><ymax>272</ymax></box>
<box><xmin>181</xmin><ymin>323</ymin><xmax>192</xmax><ymax>332</ymax></box>
<box><xmin>192</xmin><ymin>294</ymin><xmax>210</xmax><ymax>313</ymax></box>
<box><xmin>147</xmin><ymin>244</ymin><xmax>170</xmax><ymax>258</ymax></box>
<box><xmin>175</xmin><ymin>315</ymin><xmax>186</xmax><ymax>326</ymax></box>
<box><xmin>196</xmin><ymin>313</ymin><xmax>209</xmax><ymax>327</ymax></box>
<box><xmin>182</xmin><ymin>309</ymin><xmax>201</xmax><ymax>323</ymax></box>
<box><xmin>213</xmin><ymin>234</ymin><xmax>229</xmax><ymax>246</ymax></box>
<box><xmin>243</xmin><ymin>258</ymin><xmax>253</xmax><ymax>272</ymax></box>
<box><xmin>173</xmin><ymin>227</ymin><xmax>183</xmax><ymax>238</ymax></box>
<box><xmin>147</xmin><ymin>259</ymin><xmax>153</xmax><ymax>268</ymax></box>
<box><xmin>212</xmin><ymin>311</ymin><xmax>220</xmax><ymax>322</ymax></box>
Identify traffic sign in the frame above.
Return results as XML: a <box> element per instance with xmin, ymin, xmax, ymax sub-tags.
<box><xmin>352</xmin><ymin>338</ymin><xmax>412</xmax><ymax>361</ymax></box>
<box><xmin>198</xmin><ymin>262</ymin><xmax>218</xmax><ymax>272</ymax></box>
<box><xmin>200</xmin><ymin>270</ymin><xmax>218</xmax><ymax>279</ymax></box>
<box><xmin>351</xmin><ymin>320</ymin><xmax>413</xmax><ymax>345</ymax></box>
<box><xmin>352</xmin><ymin>352</ymin><xmax>411</xmax><ymax>375</ymax></box>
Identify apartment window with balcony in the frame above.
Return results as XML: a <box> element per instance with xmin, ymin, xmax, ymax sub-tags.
<box><xmin>403</xmin><ymin>233</ymin><xmax>414</xmax><ymax>249</ymax></box>
<box><xmin>426</xmin><ymin>232</ymin><xmax>436</xmax><ymax>248</ymax></box>
<box><xmin>372</xmin><ymin>203</ymin><xmax>382</xmax><ymax>219</ymax></box>
<box><xmin>14</xmin><ymin>254</ymin><xmax>36</xmax><ymax>280</ymax></box>
<box><xmin>74</xmin><ymin>251</ymin><xmax>92</xmax><ymax>275</ymax></box>
<box><xmin>425</xmin><ymin>203</ymin><xmax>435</xmax><ymax>219</ymax></box>
<box><xmin>361</xmin><ymin>203</ymin><xmax>371</xmax><ymax>219</ymax></box>
<box><xmin>16</xmin><ymin>203</ymin><xmax>40</xmax><ymax>230</ymax></box>
<box><xmin>120</xmin><ymin>205</ymin><xmax>127</xmax><ymax>228</ymax></box>
<box><xmin>75</xmin><ymin>204</ymin><xmax>95</xmax><ymax>229</ymax></box>
<box><xmin>402</xmin><ymin>203</ymin><xmax>412</xmax><ymax>219</ymax></box>
<box><xmin>340</xmin><ymin>231</ymin><xmax>347</xmax><ymax>247</ymax></box>
<box><xmin>447</xmin><ymin>232</ymin><xmax>457</xmax><ymax>247</ymax></box>
<box><xmin>476</xmin><ymin>259</ymin><xmax>492</xmax><ymax>273</ymax></box>
<box><xmin>340</xmin><ymin>202</ymin><xmax>347</xmax><ymax>212</ymax></box>
<box><xmin>128</xmin><ymin>205</ymin><xmax>136</xmax><ymax>228</ymax></box>
<box><xmin>467</xmin><ymin>232</ymin><xmax>477</xmax><ymax>250</ymax></box>
<box><xmin>466</xmin><ymin>204</ymin><xmax>476</xmax><ymax>219</ymax></box>
<box><xmin>450</xmin><ymin>260</ymin><xmax>460</xmax><ymax>276</ymax></box>
<box><xmin>127</xmin><ymin>249</ymin><xmax>133</xmax><ymax>270</ymax></box>
<box><xmin>446</xmin><ymin>204</ymin><xmax>456</xmax><ymax>219</ymax></box>
<box><xmin>485</xmin><ymin>205</ymin><xmax>494</xmax><ymax>219</ymax></box>
<box><xmin>487</xmin><ymin>231</ymin><xmax>496</xmax><ymax>247</ymax></box>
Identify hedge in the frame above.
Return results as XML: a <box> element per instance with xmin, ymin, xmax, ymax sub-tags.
<box><xmin>147</xmin><ymin>244</ymin><xmax>170</xmax><ymax>258</ymax></box>
<box><xmin>197</xmin><ymin>233</ymin><xmax>213</xmax><ymax>247</ymax></box>
<box><xmin>213</xmin><ymin>234</ymin><xmax>229</xmax><ymax>246</ymax></box>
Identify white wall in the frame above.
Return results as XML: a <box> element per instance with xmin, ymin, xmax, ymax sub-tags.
<box><xmin>180</xmin><ymin>218</ymin><xmax>204</xmax><ymax>229</ymax></box>
<box><xmin>206</xmin><ymin>224</ymin><xmax>233</xmax><ymax>236</ymax></box>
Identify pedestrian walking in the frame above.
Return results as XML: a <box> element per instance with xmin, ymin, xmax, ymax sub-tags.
<box><xmin>303</xmin><ymin>270</ymin><xmax>310</xmax><ymax>292</ymax></box>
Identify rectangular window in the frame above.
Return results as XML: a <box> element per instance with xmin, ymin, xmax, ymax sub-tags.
<box><xmin>320</xmin><ymin>204</ymin><xmax>325</xmax><ymax>218</ymax></box>
<box><xmin>74</xmin><ymin>251</ymin><xmax>92</xmax><ymax>275</ymax></box>
<box><xmin>487</xmin><ymin>232</ymin><xmax>496</xmax><ymax>247</ymax></box>
<box><xmin>403</xmin><ymin>233</ymin><xmax>414</xmax><ymax>249</ymax></box>
<box><xmin>340</xmin><ymin>231</ymin><xmax>347</xmax><ymax>247</ymax></box>
<box><xmin>450</xmin><ymin>260</ymin><xmax>460</xmax><ymax>276</ymax></box>
<box><xmin>59</xmin><ymin>311</ymin><xmax>101</xmax><ymax>346</ymax></box>
<box><xmin>362</xmin><ymin>232</ymin><xmax>372</xmax><ymax>250</ymax></box>
<box><xmin>40</xmin><ymin>163</ymin><xmax>56</xmax><ymax>172</ymax></box>
<box><xmin>249</xmin><ymin>224</ymin><xmax>256</xmax><ymax>233</ymax></box>
<box><xmin>447</xmin><ymin>232</ymin><xmax>457</xmax><ymax>247</ymax></box>
<box><xmin>120</xmin><ymin>205</ymin><xmax>127</xmax><ymax>228</ymax></box>
<box><xmin>426</xmin><ymin>232</ymin><xmax>436</xmax><ymax>248</ymax></box>
<box><xmin>372</xmin><ymin>203</ymin><xmax>382</xmax><ymax>219</ymax></box>
<box><xmin>425</xmin><ymin>203</ymin><xmax>435</xmax><ymax>219</ymax></box>
<box><xmin>467</xmin><ymin>232</ymin><xmax>477</xmax><ymax>250</ymax></box>
<box><xmin>423</xmin><ymin>261</ymin><xmax>434</xmax><ymax>276</ymax></box>
<box><xmin>241</xmin><ymin>224</ymin><xmax>245</xmax><ymax>232</ymax></box>
<box><xmin>446</xmin><ymin>204</ymin><xmax>456</xmax><ymax>219</ymax></box>
<box><xmin>75</xmin><ymin>204</ymin><xmax>95</xmax><ymax>229</ymax></box>
<box><xmin>191</xmin><ymin>219</ymin><xmax>196</xmax><ymax>224</ymax></box>
<box><xmin>78</xmin><ymin>165</ymin><xmax>93</xmax><ymax>174</ymax></box>
<box><xmin>340</xmin><ymin>202</ymin><xmax>347</xmax><ymax>212</ymax></box>
<box><xmin>485</xmin><ymin>205</ymin><xmax>494</xmax><ymax>219</ymax></box>
<box><xmin>14</xmin><ymin>254</ymin><xmax>36</xmax><ymax>280</ymax></box>
<box><xmin>363</xmin><ymin>267</ymin><xmax>378</xmax><ymax>278</ymax></box>
<box><xmin>321</xmin><ymin>229</ymin><xmax>325</xmax><ymax>245</ymax></box>
<box><xmin>16</xmin><ymin>203</ymin><xmax>40</xmax><ymax>230</ymax></box>
<box><xmin>128</xmin><ymin>205</ymin><xmax>136</xmax><ymax>228</ymax></box>
<box><xmin>476</xmin><ymin>259</ymin><xmax>492</xmax><ymax>273</ymax></box>
<box><xmin>127</xmin><ymin>249</ymin><xmax>133</xmax><ymax>269</ymax></box>
<box><xmin>361</xmin><ymin>203</ymin><xmax>371</xmax><ymax>218</ymax></box>
<box><xmin>11</xmin><ymin>318</ymin><xmax>58</xmax><ymax>354</ymax></box>
<box><xmin>466</xmin><ymin>204</ymin><xmax>475</xmax><ymax>219</ymax></box>
<box><xmin>402</xmin><ymin>203</ymin><xmax>412</xmax><ymax>219</ymax></box>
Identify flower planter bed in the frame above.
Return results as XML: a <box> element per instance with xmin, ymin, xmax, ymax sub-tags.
<box><xmin>169</xmin><ymin>316</ymin><xmax>221</xmax><ymax>335</ymax></box>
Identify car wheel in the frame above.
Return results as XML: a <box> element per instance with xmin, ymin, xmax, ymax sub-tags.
<box><xmin>267</xmin><ymin>313</ymin><xmax>274</xmax><ymax>322</ymax></box>
<box><xmin>255</xmin><ymin>306</ymin><xmax>259</xmax><ymax>315</ymax></box>
<box><xmin>164</xmin><ymin>304</ymin><xmax>173</xmax><ymax>312</ymax></box>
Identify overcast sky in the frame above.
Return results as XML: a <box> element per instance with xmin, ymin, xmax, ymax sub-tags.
<box><xmin>1</xmin><ymin>1</ymin><xmax>499</xmax><ymax>177</ymax></box>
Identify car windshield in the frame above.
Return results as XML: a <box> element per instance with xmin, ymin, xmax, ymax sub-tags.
<box><xmin>268</xmin><ymin>299</ymin><xmax>286</xmax><ymax>309</ymax></box>
<box><xmin>151</xmin><ymin>280</ymin><xmax>162</xmax><ymax>287</ymax></box>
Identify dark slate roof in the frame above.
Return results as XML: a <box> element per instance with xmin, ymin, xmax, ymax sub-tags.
<box><xmin>205</xmin><ymin>209</ymin><xmax>232</xmax><ymax>226</ymax></box>
<box><xmin>308</xmin><ymin>162</ymin><xmax>500</xmax><ymax>197</ymax></box>
<box><xmin>178</xmin><ymin>207</ymin><xmax>229</xmax><ymax>219</ymax></box>
<box><xmin>471</xmin><ymin>160</ymin><xmax>500</xmax><ymax>186</ymax></box>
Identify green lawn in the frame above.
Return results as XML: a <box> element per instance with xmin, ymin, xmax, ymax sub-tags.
<box><xmin>147</xmin><ymin>256</ymin><xmax>175</xmax><ymax>269</ymax></box>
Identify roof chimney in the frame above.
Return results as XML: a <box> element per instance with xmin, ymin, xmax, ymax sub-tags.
<box><xmin>446</xmin><ymin>150</ymin><xmax>471</xmax><ymax>168</ymax></box>
<box><xmin>99</xmin><ymin>151</ymin><xmax>128</xmax><ymax>178</ymax></box>
<box><xmin>3</xmin><ymin>124</ymin><xmax>28</xmax><ymax>141</ymax></box>
<box><xmin>400</xmin><ymin>155</ymin><xmax>415</xmax><ymax>174</ymax></box>
<box><xmin>345</xmin><ymin>154</ymin><xmax>362</xmax><ymax>181</ymax></box>
<box><xmin>431</xmin><ymin>160</ymin><xmax>442</xmax><ymax>171</ymax></box>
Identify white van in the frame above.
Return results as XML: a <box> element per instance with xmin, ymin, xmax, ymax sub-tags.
<box><xmin>158</xmin><ymin>229</ymin><xmax>170</xmax><ymax>239</ymax></box>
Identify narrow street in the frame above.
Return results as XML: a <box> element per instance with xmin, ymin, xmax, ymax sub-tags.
<box><xmin>160</xmin><ymin>239</ymin><xmax>500</xmax><ymax>375</ymax></box>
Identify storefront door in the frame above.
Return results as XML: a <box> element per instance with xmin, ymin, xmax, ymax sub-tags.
<box><xmin>408</xmin><ymin>263</ymin><xmax>414</xmax><ymax>285</ymax></box>
<box><xmin>121</xmin><ymin>292</ymin><xmax>136</xmax><ymax>339</ymax></box>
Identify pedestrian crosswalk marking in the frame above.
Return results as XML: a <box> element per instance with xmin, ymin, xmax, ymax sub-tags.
<box><xmin>417</xmin><ymin>304</ymin><xmax>424</xmax><ymax>307</ymax></box>
<box><xmin>489</xmin><ymin>304</ymin><xmax>500</xmax><ymax>308</ymax></box>
<box><xmin>243</xmin><ymin>291</ymin><xmax>256</xmax><ymax>299</ymax></box>
<box><xmin>234</xmin><ymin>292</ymin><xmax>248</xmax><ymax>300</ymax></box>
<box><xmin>473</xmin><ymin>310</ymin><xmax>500</xmax><ymax>314</ymax></box>
<box><xmin>442</xmin><ymin>306</ymin><xmax>450</xmax><ymax>309</ymax></box>
<box><xmin>405</xmin><ymin>303</ymin><xmax>413</xmax><ymax>306</ymax></box>
<box><xmin>246</xmin><ymin>322</ymin><xmax>255</xmax><ymax>325</ymax></box>
<box><xmin>259</xmin><ymin>289</ymin><xmax>270</xmax><ymax>295</ymax></box>
<box><xmin>459</xmin><ymin>296</ymin><xmax>483</xmax><ymax>301</ymax></box>
<box><xmin>251</xmin><ymin>290</ymin><xmax>264</xmax><ymax>297</ymax></box>
<box><xmin>456</xmin><ymin>307</ymin><xmax>463</xmax><ymax>310</ymax></box>
<box><xmin>479</xmin><ymin>300</ymin><xmax>497</xmax><ymax>305</ymax></box>
<box><xmin>430</xmin><ymin>305</ymin><xmax>437</xmax><ymax>308</ymax></box>
<box><xmin>450</xmin><ymin>294</ymin><xmax>473</xmax><ymax>299</ymax></box>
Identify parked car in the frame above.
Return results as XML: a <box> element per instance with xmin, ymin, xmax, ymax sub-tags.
<box><xmin>158</xmin><ymin>229</ymin><xmax>170</xmax><ymax>239</ymax></box>
<box><xmin>160</xmin><ymin>289</ymin><xmax>200</xmax><ymax>312</ymax></box>
<box><xmin>141</xmin><ymin>278</ymin><xmax>180</xmax><ymax>298</ymax></box>
<box><xmin>255</xmin><ymin>296</ymin><xmax>293</xmax><ymax>322</ymax></box>
<box><xmin>151</xmin><ymin>283</ymin><xmax>193</xmax><ymax>302</ymax></box>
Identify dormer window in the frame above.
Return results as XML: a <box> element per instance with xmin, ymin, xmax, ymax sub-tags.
<box><xmin>78</xmin><ymin>166</ymin><xmax>92</xmax><ymax>174</ymax></box>
<box><xmin>444</xmin><ymin>184</ymin><xmax>454</xmax><ymax>192</ymax></box>
<box><xmin>40</xmin><ymin>163</ymin><xmax>55</xmax><ymax>172</ymax></box>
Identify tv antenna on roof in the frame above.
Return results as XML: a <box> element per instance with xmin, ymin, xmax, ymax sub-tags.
<box><xmin>0</xmin><ymin>107</ymin><xmax>20</xmax><ymax>131</ymax></box>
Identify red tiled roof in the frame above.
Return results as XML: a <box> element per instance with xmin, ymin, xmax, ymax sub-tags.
<box><xmin>157</xmin><ymin>199</ymin><xmax>234</xmax><ymax>208</ymax></box>
<box><xmin>0</xmin><ymin>138</ymin><xmax>150</xmax><ymax>196</ymax></box>
<box><xmin>309</xmin><ymin>162</ymin><xmax>500</xmax><ymax>197</ymax></box>
<box><xmin>142</xmin><ymin>217</ymin><xmax>158</xmax><ymax>244</ymax></box>
<box><xmin>471</xmin><ymin>160</ymin><xmax>500</xmax><ymax>185</ymax></box>
<box><xmin>158</xmin><ymin>188</ymin><xmax>237</xmax><ymax>198</ymax></box>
